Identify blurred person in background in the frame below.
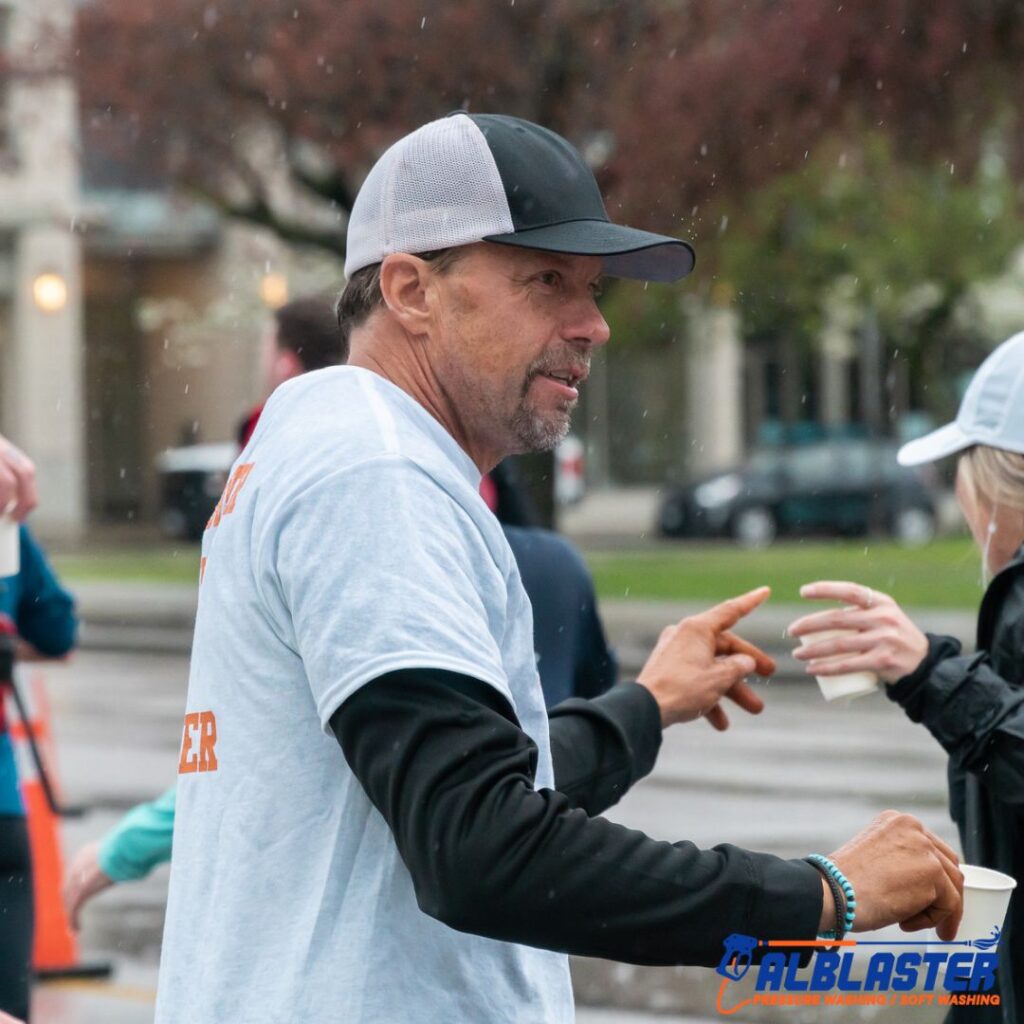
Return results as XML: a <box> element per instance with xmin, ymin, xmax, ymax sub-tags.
<box><xmin>481</xmin><ymin>453</ymin><xmax>618</xmax><ymax>705</ymax></box>
<box><xmin>501</xmin><ymin>523</ymin><xmax>617</xmax><ymax>706</ymax></box>
<box><xmin>0</xmin><ymin>451</ymin><xmax>77</xmax><ymax>1022</ymax></box>
<box><xmin>237</xmin><ymin>294</ymin><xmax>347</xmax><ymax>448</ymax></box>
<box><xmin>791</xmin><ymin>331</ymin><xmax>1024</xmax><ymax>1023</ymax></box>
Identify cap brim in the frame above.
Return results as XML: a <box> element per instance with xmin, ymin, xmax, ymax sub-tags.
<box><xmin>483</xmin><ymin>219</ymin><xmax>695</xmax><ymax>283</ymax></box>
<box><xmin>897</xmin><ymin>422</ymin><xmax>972</xmax><ymax>466</ymax></box>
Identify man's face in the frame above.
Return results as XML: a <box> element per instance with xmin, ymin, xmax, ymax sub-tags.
<box><xmin>428</xmin><ymin>243</ymin><xmax>609</xmax><ymax>461</ymax></box>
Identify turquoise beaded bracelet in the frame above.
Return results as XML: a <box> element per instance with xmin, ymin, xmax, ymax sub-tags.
<box><xmin>805</xmin><ymin>854</ymin><xmax>857</xmax><ymax>939</ymax></box>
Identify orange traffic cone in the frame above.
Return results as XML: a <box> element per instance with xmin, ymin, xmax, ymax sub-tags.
<box><xmin>6</xmin><ymin>671</ymin><xmax>111</xmax><ymax>981</ymax></box>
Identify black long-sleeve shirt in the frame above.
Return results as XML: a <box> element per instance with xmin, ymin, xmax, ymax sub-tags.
<box><xmin>331</xmin><ymin>668</ymin><xmax>823</xmax><ymax>967</ymax></box>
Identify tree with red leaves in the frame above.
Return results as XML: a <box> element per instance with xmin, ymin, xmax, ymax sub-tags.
<box><xmin>76</xmin><ymin>0</ymin><xmax>1024</xmax><ymax>256</ymax></box>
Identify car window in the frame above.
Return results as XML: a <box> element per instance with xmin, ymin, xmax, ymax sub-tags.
<box><xmin>748</xmin><ymin>450</ymin><xmax>781</xmax><ymax>476</ymax></box>
<box><xmin>785</xmin><ymin>445</ymin><xmax>838</xmax><ymax>488</ymax></box>
<box><xmin>842</xmin><ymin>442</ymin><xmax>882</xmax><ymax>485</ymax></box>
<box><xmin>876</xmin><ymin>443</ymin><xmax>908</xmax><ymax>482</ymax></box>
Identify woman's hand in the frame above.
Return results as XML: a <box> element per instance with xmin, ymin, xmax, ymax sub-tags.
<box><xmin>788</xmin><ymin>581</ymin><xmax>929</xmax><ymax>684</ymax></box>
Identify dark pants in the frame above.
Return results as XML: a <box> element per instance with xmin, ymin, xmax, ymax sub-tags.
<box><xmin>0</xmin><ymin>813</ymin><xmax>33</xmax><ymax>1022</ymax></box>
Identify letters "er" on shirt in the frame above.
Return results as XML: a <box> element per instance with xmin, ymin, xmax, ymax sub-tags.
<box><xmin>178</xmin><ymin>710</ymin><xmax>219</xmax><ymax>774</ymax></box>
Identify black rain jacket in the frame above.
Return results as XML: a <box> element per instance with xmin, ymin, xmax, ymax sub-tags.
<box><xmin>888</xmin><ymin>544</ymin><xmax>1024</xmax><ymax>1023</ymax></box>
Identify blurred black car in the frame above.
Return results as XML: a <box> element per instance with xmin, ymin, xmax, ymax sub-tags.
<box><xmin>658</xmin><ymin>440</ymin><xmax>940</xmax><ymax>547</ymax></box>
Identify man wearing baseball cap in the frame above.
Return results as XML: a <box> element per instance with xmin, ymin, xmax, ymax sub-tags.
<box><xmin>155</xmin><ymin>113</ymin><xmax>962</xmax><ymax>1023</ymax></box>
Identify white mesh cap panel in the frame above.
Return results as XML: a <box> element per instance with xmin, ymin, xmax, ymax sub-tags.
<box><xmin>345</xmin><ymin>114</ymin><xmax>514</xmax><ymax>277</ymax></box>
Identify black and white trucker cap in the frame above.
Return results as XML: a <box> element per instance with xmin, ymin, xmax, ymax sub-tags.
<box><xmin>344</xmin><ymin>112</ymin><xmax>695</xmax><ymax>283</ymax></box>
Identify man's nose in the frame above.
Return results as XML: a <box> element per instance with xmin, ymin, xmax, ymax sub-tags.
<box><xmin>565</xmin><ymin>299</ymin><xmax>610</xmax><ymax>348</ymax></box>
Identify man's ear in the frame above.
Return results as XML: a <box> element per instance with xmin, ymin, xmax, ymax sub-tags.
<box><xmin>379</xmin><ymin>254</ymin><xmax>434</xmax><ymax>334</ymax></box>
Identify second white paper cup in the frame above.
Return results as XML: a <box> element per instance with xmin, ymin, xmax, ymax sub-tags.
<box><xmin>956</xmin><ymin>865</ymin><xmax>1016</xmax><ymax>944</ymax></box>
<box><xmin>798</xmin><ymin>629</ymin><xmax>880</xmax><ymax>702</ymax></box>
<box><xmin>0</xmin><ymin>514</ymin><xmax>19</xmax><ymax>578</ymax></box>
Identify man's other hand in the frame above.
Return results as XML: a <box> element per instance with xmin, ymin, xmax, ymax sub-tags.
<box><xmin>828</xmin><ymin>810</ymin><xmax>963</xmax><ymax>939</ymax></box>
<box><xmin>637</xmin><ymin>587</ymin><xmax>776</xmax><ymax>729</ymax></box>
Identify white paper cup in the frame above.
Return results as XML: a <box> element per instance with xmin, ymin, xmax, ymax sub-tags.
<box><xmin>0</xmin><ymin>514</ymin><xmax>19</xmax><ymax>578</ymax></box>
<box><xmin>797</xmin><ymin>629</ymin><xmax>879</xmax><ymax>702</ymax></box>
<box><xmin>956</xmin><ymin>865</ymin><xmax>1016</xmax><ymax>944</ymax></box>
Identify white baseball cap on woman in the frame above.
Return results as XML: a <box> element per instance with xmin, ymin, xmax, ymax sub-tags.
<box><xmin>898</xmin><ymin>331</ymin><xmax>1024</xmax><ymax>466</ymax></box>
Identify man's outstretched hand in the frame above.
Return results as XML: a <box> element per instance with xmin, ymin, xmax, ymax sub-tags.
<box><xmin>638</xmin><ymin>587</ymin><xmax>776</xmax><ymax>730</ymax></box>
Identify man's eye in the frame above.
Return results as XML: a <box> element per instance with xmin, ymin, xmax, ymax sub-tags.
<box><xmin>590</xmin><ymin>283</ymin><xmax>604</xmax><ymax>300</ymax></box>
<box><xmin>537</xmin><ymin>271</ymin><xmax>561</xmax><ymax>288</ymax></box>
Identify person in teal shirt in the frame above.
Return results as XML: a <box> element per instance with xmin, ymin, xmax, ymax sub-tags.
<box><xmin>0</xmin><ymin>524</ymin><xmax>77</xmax><ymax>1022</ymax></box>
<box><xmin>64</xmin><ymin>784</ymin><xmax>177</xmax><ymax>930</ymax></box>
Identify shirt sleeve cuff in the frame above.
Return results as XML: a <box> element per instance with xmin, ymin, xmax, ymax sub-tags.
<box><xmin>887</xmin><ymin>633</ymin><xmax>963</xmax><ymax>712</ymax></box>
<box><xmin>591</xmin><ymin>681</ymin><xmax>663</xmax><ymax>782</ymax></box>
<box><xmin>744</xmin><ymin>853</ymin><xmax>823</xmax><ymax>944</ymax></box>
<box><xmin>97</xmin><ymin>833</ymin><xmax>140</xmax><ymax>883</ymax></box>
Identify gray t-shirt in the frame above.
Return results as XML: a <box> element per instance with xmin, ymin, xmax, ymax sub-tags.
<box><xmin>155</xmin><ymin>366</ymin><xmax>573</xmax><ymax>1024</ymax></box>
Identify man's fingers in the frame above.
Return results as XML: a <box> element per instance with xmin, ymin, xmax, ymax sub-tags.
<box><xmin>933</xmin><ymin>911</ymin><xmax>962</xmax><ymax>943</ymax></box>
<box><xmin>900</xmin><ymin>908</ymin><xmax>952</xmax><ymax>934</ymax></box>
<box><xmin>898</xmin><ymin>847</ymin><xmax>963</xmax><ymax>939</ymax></box>
<box><xmin>705</xmin><ymin>703</ymin><xmax>729</xmax><ymax>731</ymax></box>
<box><xmin>699</xmin><ymin>587</ymin><xmax>771</xmax><ymax>633</ymax></box>
<box><xmin>925</xmin><ymin>828</ymin><xmax>962</xmax><ymax>871</ymax></box>
<box><xmin>899</xmin><ymin>894</ymin><xmax>960</xmax><ymax>937</ymax></box>
<box><xmin>928</xmin><ymin>833</ymin><xmax>965</xmax><ymax>939</ymax></box>
<box><xmin>714</xmin><ymin>652</ymin><xmax>757</xmax><ymax>683</ymax></box>
<box><xmin>718</xmin><ymin>631</ymin><xmax>776</xmax><ymax>677</ymax></box>
<box><xmin>724</xmin><ymin>679</ymin><xmax>765</xmax><ymax>715</ymax></box>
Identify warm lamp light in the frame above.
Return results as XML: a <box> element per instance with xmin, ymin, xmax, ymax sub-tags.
<box><xmin>32</xmin><ymin>272</ymin><xmax>68</xmax><ymax>313</ymax></box>
<box><xmin>259</xmin><ymin>273</ymin><xmax>289</xmax><ymax>309</ymax></box>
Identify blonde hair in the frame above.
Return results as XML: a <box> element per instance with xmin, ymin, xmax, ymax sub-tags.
<box><xmin>958</xmin><ymin>445</ymin><xmax>1024</xmax><ymax>513</ymax></box>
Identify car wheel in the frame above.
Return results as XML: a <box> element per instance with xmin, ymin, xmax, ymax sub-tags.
<box><xmin>893</xmin><ymin>507</ymin><xmax>936</xmax><ymax>547</ymax></box>
<box><xmin>732</xmin><ymin>506</ymin><xmax>776</xmax><ymax>548</ymax></box>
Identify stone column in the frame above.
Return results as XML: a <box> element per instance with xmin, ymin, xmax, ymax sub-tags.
<box><xmin>818</xmin><ymin>276</ymin><xmax>859</xmax><ymax>429</ymax></box>
<box><xmin>819</xmin><ymin>328</ymin><xmax>854</xmax><ymax>427</ymax></box>
<box><xmin>9</xmin><ymin>222</ymin><xmax>85</xmax><ymax>537</ymax></box>
<box><xmin>684</xmin><ymin>290</ymin><xmax>744</xmax><ymax>475</ymax></box>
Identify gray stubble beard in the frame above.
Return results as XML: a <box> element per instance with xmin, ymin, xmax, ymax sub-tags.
<box><xmin>509</xmin><ymin>393</ymin><xmax>575</xmax><ymax>453</ymax></box>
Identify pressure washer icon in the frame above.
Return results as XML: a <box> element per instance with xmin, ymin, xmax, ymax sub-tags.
<box><xmin>717</xmin><ymin>933</ymin><xmax>759</xmax><ymax>981</ymax></box>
